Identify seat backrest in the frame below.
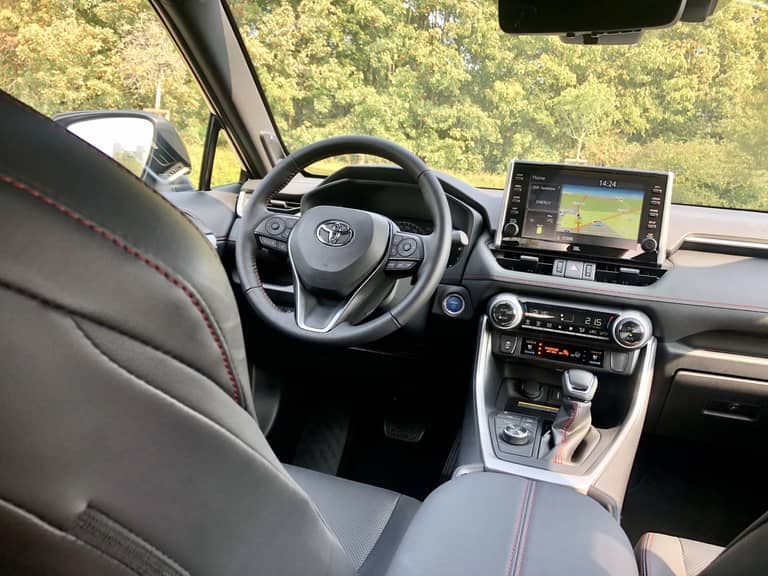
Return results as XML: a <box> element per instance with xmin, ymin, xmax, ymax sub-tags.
<box><xmin>702</xmin><ymin>510</ymin><xmax>768</xmax><ymax>576</ymax></box>
<box><xmin>0</xmin><ymin>91</ymin><xmax>353</xmax><ymax>576</ymax></box>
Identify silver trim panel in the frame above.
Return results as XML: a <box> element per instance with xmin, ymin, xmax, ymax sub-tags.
<box><xmin>473</xmin><ymin>315</ymin><xmax>656</xmax><ymax>493</ymax></box>
<box><xmin>494</xmin><ymin>159</ymin><xmax>517</xmax><ymax>247</ymax></box>
<box><xmin>681</xmin><ymin>235</ymin><xmax>768</xmax><ymax>253</ymax></box>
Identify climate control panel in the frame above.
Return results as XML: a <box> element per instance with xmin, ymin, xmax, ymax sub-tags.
<box><xmin>487</xmin><ymin>293</ymin><xmax>653</xmax><ymax>374</ymax></box>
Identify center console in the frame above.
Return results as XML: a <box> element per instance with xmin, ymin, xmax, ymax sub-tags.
<box><xmin>452</xmin><ymin>160</ymin><xmax>668</xmax><ymax>510</ymax></box>
<box><xmin>464</xmin><ymin>292</ymin><xmax>657</xmax><ymax>511</ymax></box>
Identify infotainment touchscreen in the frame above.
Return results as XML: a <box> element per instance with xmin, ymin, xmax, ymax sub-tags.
<box><xmin>496</xmin><ymin>161</ymin><xmax>672</xmax><ymax>264</ymax></box>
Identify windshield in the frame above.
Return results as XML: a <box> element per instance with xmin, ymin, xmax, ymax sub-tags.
<box><xmin>231</xmin><ymin>0</ymin><xmax>768</xmax><ymax>210</ymax></box>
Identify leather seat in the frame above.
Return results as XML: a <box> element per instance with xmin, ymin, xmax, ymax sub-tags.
<box><xmin>286</xmin><ymin>466</ymin><xmax>421</xmax><ymax>575</ymax></box>
<box><xmin>0</xmin><ymin>90</ymin><xmax>412</xmax><ymax>576</ymax></box>
<box><xmin>636</xmin><ymin>510</ymin><xmax>768</xmax><ymax>576</ymax></box>
<box><xmin>636</xmin><ymin>533</ymin><xmax>723</xmax><ymax>576</ymax></box>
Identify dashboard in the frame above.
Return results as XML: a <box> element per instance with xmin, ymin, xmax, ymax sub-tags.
<box><xmin>160</xmin><ymin>157</ymin><xmax>768</xmax><ymax>445</ymax></box>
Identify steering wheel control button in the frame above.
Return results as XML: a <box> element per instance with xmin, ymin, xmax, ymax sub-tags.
<box><xmin>385</xmin><ymin>260</ymin><xmax>418</xmax><ymax>274</ymax></box>
<box><xmin>266</xmin><ymin>218</ymin><xmax>286</xmax><ymax>236</ymax></box>
<box><xmin>442</xmin><ymin>294</ymin><xmax>466</xmax><ymax>317</ymax></box>
<box><xmin>398</xmin><ymin>239</ymin><xmax>417</xmax><ymax>257</ymax></box>
<box><xmin>501</xmin><ymin>424</ymin><xmax>530</xmax><ymax>446</ymax></box>
<box><xmin>259</xmin><ymin>237</ymin><xmax>278</xmax><ymax>250</ymax></box>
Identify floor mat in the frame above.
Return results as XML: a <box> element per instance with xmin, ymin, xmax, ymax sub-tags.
<box><xmin>622</xmin><ymin>435</ymin><xmax>768</xmax><ymax>547</ymax></box>
<box><xmin>292</xmin><ymin>407</ymin><xmax>350</xmax><ymax>476</ymax></box>
<box><xmin>268</xmin><ymin>326</ymin><xmax>474</xmax><ymax>501</ymax></box>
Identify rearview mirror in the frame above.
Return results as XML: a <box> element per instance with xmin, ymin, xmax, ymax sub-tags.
<box><xmin>499</xmin><ymin>0</ymin><xmax>687</xmax><ymax>38</ymax></box>
<box><xmin>54</xmin><ymin>111</ymin><xmax>193</xmax><ymax>193</ymax></box>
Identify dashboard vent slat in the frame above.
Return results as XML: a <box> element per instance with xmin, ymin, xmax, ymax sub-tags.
<box><xmin>492</xmin><ymin>246</ymin><xmax>667</xmax><ymax>286</ymax></box>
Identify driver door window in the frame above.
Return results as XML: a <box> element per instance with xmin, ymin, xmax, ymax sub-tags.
<box><xmin>0</xmin><ymin>2</ymin><xmax>242</xmax><ymax>193</ymax></box>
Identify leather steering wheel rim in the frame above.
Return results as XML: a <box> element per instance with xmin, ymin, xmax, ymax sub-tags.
<box><xmin>235</xmin><ymin>135</ymin><xmax>452</xmax><ymax>346</ymax></box>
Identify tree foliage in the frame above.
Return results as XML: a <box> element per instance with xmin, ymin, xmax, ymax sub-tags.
<box><xmin>1</xmin><ymin>0</ymin><xmax>767</xmax><ymax>208</ymax></box>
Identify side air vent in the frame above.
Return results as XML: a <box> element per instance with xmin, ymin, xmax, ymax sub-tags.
<box><xmin>267</xmin><ymin>196</ymin><xmax>301</xmax><ymax>214</ymax></box>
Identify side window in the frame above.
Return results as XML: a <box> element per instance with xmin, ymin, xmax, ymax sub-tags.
<box><xmin>0</xmin><ymin>2</ymin><xmax>213</xmax><ymax>193</ymax></box>
<box><xmin>211</xmin><ymin>130</ymin><xmax>245</xmax><ymax>188</ymax></box>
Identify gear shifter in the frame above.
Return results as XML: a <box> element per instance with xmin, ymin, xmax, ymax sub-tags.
<box><xmin>541</xmin><ymin>369</ymin><xmax>599</xmax><ymax>465</ymax></box>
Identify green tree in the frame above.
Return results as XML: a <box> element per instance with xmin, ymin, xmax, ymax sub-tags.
<box><xmin>553</xmin><ymin>79</ymin><xmax>617</xmax><ymax>161</ymax></box>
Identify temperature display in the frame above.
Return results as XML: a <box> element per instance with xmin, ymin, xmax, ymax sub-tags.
<box><xmin>522</xmin><ymin>303</ymin><xmax>614</xmax><ymax>340</ymax></box>
<box><xmin>522</xmin><ymin>338</ymin><xmax>604</xmax><ymax>367</ymax></box>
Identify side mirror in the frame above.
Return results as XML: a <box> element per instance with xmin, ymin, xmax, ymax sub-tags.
<box><xmin>53</xmin><ymin>111</ymin><xmax>194</xmax><ymax>192</ymax></box>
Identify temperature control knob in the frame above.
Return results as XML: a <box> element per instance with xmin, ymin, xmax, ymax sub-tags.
<box><xmin>612</xmin><ymin>311</ymin><xmax>652</xmax><ymax>350</ymax></box>
<box><xmin>487</xmin><ymin>294</ymin><xmax>524</xmax><ymax>331</ymax></box>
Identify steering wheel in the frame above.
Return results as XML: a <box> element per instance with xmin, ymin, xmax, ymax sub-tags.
<box><xmin>236</xmin><ymin>136</ymin><xmax>452</xmax><ymax>346</ymax></box>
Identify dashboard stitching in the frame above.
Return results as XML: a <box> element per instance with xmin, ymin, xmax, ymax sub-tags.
<box><xmin>464</xmin><ymin>274</ymin><xmax>768</xmax><ymax>313</ymax></box>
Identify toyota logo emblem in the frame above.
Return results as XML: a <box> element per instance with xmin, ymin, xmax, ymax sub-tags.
<box><xmin>316</xmin><ymin>220</ymin><xmax>354</xmax><ymax>247</ymax></box>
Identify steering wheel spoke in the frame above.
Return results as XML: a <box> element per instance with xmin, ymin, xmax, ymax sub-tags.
<box><xmin>253</xmin><ymin>214</ymin><xmax>300</xmax><ymax>255</ymax></box>
<box><xmin>291</xmin><ymin>241</ymin><xmax>392</xmax><ymax>333</ymax></box>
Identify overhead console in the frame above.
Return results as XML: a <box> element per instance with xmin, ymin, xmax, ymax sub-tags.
<box><xmin>495</xmin><ymin>160</ymin><xmax>672</xmax><ymax>285</ymax></box>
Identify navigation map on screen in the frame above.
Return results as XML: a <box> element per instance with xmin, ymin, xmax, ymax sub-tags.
<box><xmin>556</xmin><ymin>185</ymin><xmax>644</xmax><ymax>241</ymax></box>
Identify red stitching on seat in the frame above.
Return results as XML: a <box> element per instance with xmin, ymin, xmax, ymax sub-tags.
<box><xmin>0</xmin><ymin>173</ymin><xmax>242</xmax><ymax>407</ymax></box>
<box><xmin>513</xmin><ymin>481</ymin><xmax>536</xmax><ymax>576</ymax></box>
<box><xmin>505</xmin><ymin>479</ymin><xmax>531</xmax><ymax>576</ymax></box>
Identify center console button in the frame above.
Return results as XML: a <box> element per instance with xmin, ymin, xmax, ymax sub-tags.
<box><xmin>503</xmin><ymin>222</ymin><xmax>520</xmax><ymax>236</ymax></box>
<box><xmin>609</xmin><ymin>351</ymin><xmax>630</xmax><ymax>372</ymax></box>
<box><xmin>501</xmin><ymin>424</ymin><xmax>530</xmax><ymax>446</ymax></box>
<box><xmin>552</xmin><ymin>259</ymin><xmax>566</xmax><ymax>276</ymax></box>
<box><xmin>520</xmin><ymin>380</ymin><xmax>543</xmax><ymax>400</ymax></box>
<box><xmin>522</xmin><ymin>340</ymin><xmax>537</xmax><ymax>355</ymax></box>
<box><xmin>565</xmin><ymin>260</ymin><xmax>584</xmax><ymax>279</ymax></box>
<box><xmin>549</xmin><ymin>387</ymin><xmax>563</xmax><ymax>402</ymax></box>
<box><xmin>499</xmin><ymin>335</ymin><xmax>517</xmax><ymax>355</ymax></box>
<box><xmin>641</xmin><ymin>237</ymin><xmax>658</xmax><ymax>252</ymax></box>
<box><xmin>582</xmin><ymin>263</ymin><xmax>596</xmax><ymax>281</ymax></box>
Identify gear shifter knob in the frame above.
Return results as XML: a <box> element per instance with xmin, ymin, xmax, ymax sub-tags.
<box><xmin>562</xmin><ymin>369</ymin><xmax>598</xmax><ymax>403</ymax></box>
